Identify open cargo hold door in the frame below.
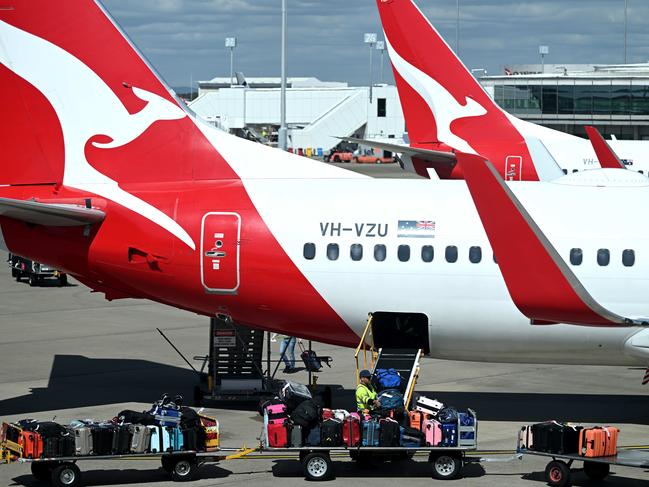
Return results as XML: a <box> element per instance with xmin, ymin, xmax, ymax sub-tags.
<box><xmin>371</xmin><ymin>311</ymin><xmax>430</xmax><ymax>354</ymax></box>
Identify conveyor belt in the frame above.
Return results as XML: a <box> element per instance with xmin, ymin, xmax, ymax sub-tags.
<box><xmin>372</xmin><ymin>348</ymin><xmax>421</xmax><ymax>405</ymax></box>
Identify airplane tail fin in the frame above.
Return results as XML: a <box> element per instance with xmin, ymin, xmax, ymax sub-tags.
<box><xmin>0</xmin><ymin>1</ymin><xmax>234</xmax><ymax>189</ymax></box>
<box><xmin>377</xmin><ymin>0</ymin><xmax>538</xmax><ymax>179</ymax></box>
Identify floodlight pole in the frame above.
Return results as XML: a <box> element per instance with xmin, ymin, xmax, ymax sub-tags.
<box><xmin>225</xmin><ymin>37</ymin><xmax>237</xmax><ymax>86</ymax></box>
<box><xmin>376</xmin><ymin>41</ymin><xmax>386</xmax><ymax>84</ymax></box>
<box><xmin>278</xmin><ymin>0</ymin><xmax>288</xmax><ymax>151</ymax></box>
<box><xmin>364</xmin><ymin>33</ymin><xmax>377</xmax><ymax>102</ymax></box>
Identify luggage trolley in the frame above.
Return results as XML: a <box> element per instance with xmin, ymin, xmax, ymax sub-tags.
<box><xmin>6</xmin><ymin>448</ymin><xmax>254</xmax><ymax>487</ymax></box>
<box><xmin>517</xmin><ymin>443</ymin><xmax>649</xmax><ymax>486</ymax></box>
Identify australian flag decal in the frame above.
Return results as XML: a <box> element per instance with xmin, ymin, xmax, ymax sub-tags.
<box><xmin>397</xmin><ymin>220</ymin><xmax>436</xmax><ymax>238</ymax></box>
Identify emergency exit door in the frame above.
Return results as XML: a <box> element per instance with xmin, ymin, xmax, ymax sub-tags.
<box><xmin>505</xmin><ymin>156</ymin><xmax>523</xmax><ymax>181</ymax></box>
<box><xmin>201</xmin><ymin>212</ymin><xmax>241</xmax><ymax>294</ymax></box>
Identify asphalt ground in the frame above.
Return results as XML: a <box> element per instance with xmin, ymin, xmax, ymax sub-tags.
<box><xmin>1</xmin><ymin>162</ymin><xmax>648</xmax><ymax>486</ymax></box>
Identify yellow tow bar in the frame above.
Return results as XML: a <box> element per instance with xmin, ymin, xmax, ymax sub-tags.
<box><xmin>225</xmin><ymin>446</ymin><xmax>258</xmax><ymax>460</ymax></box>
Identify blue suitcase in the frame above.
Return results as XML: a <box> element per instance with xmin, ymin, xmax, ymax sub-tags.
<box><xmin>362</xmin><ymin>420</ymin><xmax>380</xmax><ymax>446</ymax></box>
<box><xmin>168</xmin><ymin>427</ymin><xmax>184</xmax><ymax>451</ymax></box>
<box><xmin>304</xmin><ymin>424</ymin><xmax>321</xmax><ymax>446</ymax></box>
<box><xmin>441</xmin><ymin>423</ymin><xmax>458</xmax><ymax>447</ymax></box>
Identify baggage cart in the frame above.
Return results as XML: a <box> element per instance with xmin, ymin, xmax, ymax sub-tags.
<box><xmin>2</xmin><ymin>447</ymin><xmax>254</xmax><ymax>487</ymax></box>
<box><xmin>261</xmin><ymin>444</ymin><xmax>476</xmax><ymax>481</ymax></box>
<box><xmin>517</xmin><ymin>442</ymin><xmax>649</xmax><ymax>486</ymax></box>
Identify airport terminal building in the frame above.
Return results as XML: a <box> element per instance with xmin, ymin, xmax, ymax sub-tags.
<box><xmin>480</xmin><ymin>63</ymin><xmax>649</xmax><ymax>140</ymax></box>
<box><xmin>189</xmin><ymin>63</ymin><xmax>649</xmax><ymax>154</ymax></box>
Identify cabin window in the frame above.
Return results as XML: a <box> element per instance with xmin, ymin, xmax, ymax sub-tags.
<box><xmin>572</xmin><ymin>169</ymin><xmax>579</xmax><ymax>173</ymax></box>
<box><xmin>374</xmin><ymin>244</ymin><xmax>386</xmax><ymax>262</ymax></box>
<box><xmin>469</xmin><ymin>246</ymin><xmax>482</xmax><ymax>263</ymax></box>
<box><xmin>398</xmin><ymin>245</ymin><xmax>410</xmax><ymax>262</ymax></box>
<box><xmin>421</xmin><ymin>245</ymin><xmax>434</xmax><ymax>263</ymax></box>
<box><xmin>597</xmin><ymin>248</ymin><xmax>610</xmax><ymax>266</ymax></box>
<box><xmin>445</xmin><ymin>246</ymin><xmax>458</xmax><ymax>263</ymax></box>
<box><xmin>562</xmin><ymin>168</ymin><xmax>568</xmax><ymax>175</ymax></box>
<box><xmin>623</xmin><ymin>249</ymin><xmax>635</xmax><ymax>267</ymax></box>
<box><xmin>303</xmin><ymin>243</ymin><xmax>316</xmax><ymax>260</ymax></box>
<box><xmin>493</xmin><ymin>254</ymin><xmax>498</xmax><ymax>264</ymax></box>
<box><xmin>639</xmin><ymin>170</ymin><xmax>644</xmax><ymax>175</ymax></box>
<box><xmin>327</xmin><ymin>243</ymin><xmax>339</xmax><ymax>261</ymax></box>
<box><xmin>350</xmin><ymin>243</ymin><xmax>363</xmax><ymax>261</ymax></box>
<box><xmin>570</xmin><ymin>248</ymin><xmax>583</xmax><ymax>265</ymax></box>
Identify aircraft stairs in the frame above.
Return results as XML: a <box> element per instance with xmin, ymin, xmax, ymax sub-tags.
<box><xmin>355</xmin><ymin>314</ymin><xmax>422</xmax><ymax>408</ymax></box>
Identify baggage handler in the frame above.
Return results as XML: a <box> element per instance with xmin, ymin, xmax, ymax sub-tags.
<box><xmin>356</xmin><ymin>369</ymin><xmax>381</xmax><ymax>412</ymax></box>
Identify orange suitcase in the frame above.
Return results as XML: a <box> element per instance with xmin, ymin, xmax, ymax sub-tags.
<box><xmin>20</xmin><ymin>430</ymin><xmax>43</xmax><ymax>459</ymax></box>
<box><xmin>409</xmin><ymin>410</ymin><xmax>424</xmax><ymax>431</ymax></box>
<box><xmin>579</xmin><ymin>428</ymin><xmax>606</xmax><ymax>457</ymax></box>
<box><xmin>602</xmin><ymin>426</ymin><xmax>619</xmax><ymax>456</ymax></box>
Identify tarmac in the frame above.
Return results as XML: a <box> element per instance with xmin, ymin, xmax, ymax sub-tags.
<box><xmin>1</xmin><ymin>162</ymin><xmax>648</xmax><ymax>486</ymax></box>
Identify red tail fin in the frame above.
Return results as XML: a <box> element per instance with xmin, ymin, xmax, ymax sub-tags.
<box><xmin>377</xmin><ymin>0</ymin><xmax>538</xmax><ymax>180</ymax></box>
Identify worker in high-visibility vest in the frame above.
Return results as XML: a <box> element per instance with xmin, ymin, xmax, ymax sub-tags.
<box><xmin>356</xmin><ymin>369</ymin><xmax>380</xmax><ymax>412</ymax></box>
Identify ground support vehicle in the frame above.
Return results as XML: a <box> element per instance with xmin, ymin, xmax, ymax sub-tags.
<box><xmin>517</xmin><ymin>447</ymin><xmax>649</xmax><ymax>486</ymax></box>
<box><xmin>6</xmin><ymin>448</ymin><xmax>252</xmax><ymax>487</ymax></box>
<box><xmin>323</xmin><ymin>151</ymin><xmax>353</xmax><ymax>163</ymax></box>
<box><xmin>9</xmin><ymin>253</ymin><xmax>67</xmax><ymax>286</ymax></box>
<box><xmin>261</xmin><ymin>445</ymin><xmax>476</xmax><ymax>481</ymax></box>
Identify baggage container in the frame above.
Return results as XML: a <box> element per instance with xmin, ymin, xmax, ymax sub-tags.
<box><xmin>424</xmin><ymin>419</ymin><xmax>442</xmax><ymax>446</ymax></box>
<box><xmin>129</xmin><ymin>424</ymin><xmax>150</xmax><ymax>454</ymax></box>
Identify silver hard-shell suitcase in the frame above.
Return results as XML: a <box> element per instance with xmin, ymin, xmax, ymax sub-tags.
<box><xmin>73</xmin><ymin>426</ymin><xmax>93</xmax><ymax>456</ymax></box>
<box><xmin>290</xmin><ymin>424</ymin><xmax>303</xmax><ymax>447</ymax></box>
<box><xmin>129</xmin><ymin>424</ymin><xmax>151</xmax><ymax>453</ymax></box>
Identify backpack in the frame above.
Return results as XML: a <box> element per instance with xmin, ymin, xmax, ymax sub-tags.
<box><xmin>290</xmin><ymin>399</ymin><xmax>321</xmax><ymax>427</ymax></box>
<box><xmin>438</xmin><ymin>407</ymin><xmax>458</xmax><ymax>424</ymax></box>
<box><xmin>374</xmin><ymin>368</ymin><xmax>401</xmax><ymax>390</ymax></box>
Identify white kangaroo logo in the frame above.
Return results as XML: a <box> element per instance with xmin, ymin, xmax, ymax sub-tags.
<box><xmin>0</xmin><ymin>20</ymin><xmax>195</xmax><ymax>250</ymax></box>
<box><xmin>385</xmin><ymin>37</ymin><xmax>487</xmax><ymax>154</ymax></box>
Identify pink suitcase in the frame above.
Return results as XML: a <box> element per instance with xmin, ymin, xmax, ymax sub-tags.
<box><xmin>265</xmin><ymin>403</ymin><xmax>288</xmax><ymax>425</ymax></box>
<box><xmin>423</xmin><ymin>419</ymin><xmax>442</xmax><ymax>446</ymax></box>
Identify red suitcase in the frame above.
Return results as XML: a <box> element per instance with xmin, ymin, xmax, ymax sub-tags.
<box><xmin>20</xmin><ymin>431</ymin><xmax>43</xmax><ymax>459</ymax></box>
<box><xmin>342</xmin><ymin>414</ymin><xmax>361</xmax><ymax>447</ymax></box>
<box><xmin>267</xmin><ymin>422</ymin><xmax>289</xmax><ymax>448</ymax></box>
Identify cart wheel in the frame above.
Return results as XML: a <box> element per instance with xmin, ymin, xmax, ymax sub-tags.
<box><xmin>31</xmin><ymin>461</ymin><xmax>56</xmax><ymax>482</ymax></box>
<box><xmin>11</xmin><ymin>268</ymin><xmax>17</xmax><ymax>278</ymax></box>
<box><xmin>545</xmin><ymin>460</ymin><xmax>571</xmax><ymax>487</ymax></box>
<box><xmin>161</xmin><ymin>455</ymin><xmax>174</xmax><ymax>473</ymax></box>
<box><xmin>51</xmin><ymin>462</ymin><xmax>81</xmax><ymax>487</ymax></box>
<box><xmin>170</xmin><ymin>457</ymin><xmax>197</xmax><ymax>482</ymax></box>
<box><xmin>28</xmin><ymin>274</ymin><xmax>37</xmax><ymax>287</ymax></box>
<box><xmin>583</xmin><ymin>461</ymin><xmax>609</xmax><ymax>481</ymax></box>
<box><xmin>58</xmin><ymin>274</ymin><xmax>68</xmax><ymax>287</ymax></box>
<box><xmin>303</xmin><ymin>452</ymin><xmax>333</xmax><ymax>481</ymax></box>
<box><xmin>430</xmin><ymin>453</ymin><xmax>462</xmax><ymax>480</ymax></box>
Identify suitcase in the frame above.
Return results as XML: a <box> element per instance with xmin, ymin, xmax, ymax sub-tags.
<box><xmin>414</xmin><ymin>396</ymin><xmax>444</xmax><ymax>419</ymax></box>
<box><xmin>147</xmin><ymin>425</ymin><xmax>162</xmax><ymax>453</ymax></box>
<box><xmin>153</xmin><ymin>408</ymin><xmax>182</xmax><ymax>427</ymax></box>
<box><xmin>579</xmin><ymin>427</ymin><xmax>606</xmax><ymax>457</ymax></box>
<box><xmin>532</xmin><ymin>422</ymin><xmax>581</xmax><ymax>455</ymax></box>
<box><xmin>73</xmin><ymin>426</ymin><xmax>93</xmax><ymax>456</ymax></box>
<box><xmin>169</xmin><ymin>427</ymin><xmax>184</xmax><ymax>451</ymax></box>
<box><xmin>409</xmin><ymin>410</ymin><xmax>426</xmax><ymax>431</ymax></box>
<box><xmin>91</xmin><ymin>425</ymin><xmax>115</xmax><ymax>455</ymax></box>
<box><xmin>43</xmin><ymin>437</ymin><xmax>60</xmax><ymax>458</ymax></box>
<box><xmin>423</xmin><ymin>419</ymin><xmax>442</xmax><ymax>446</ymax></box>
<box><xmin>279</xmin><ymin>381</ymin><xmax>312</xmax><ymax>410</ymax></box>
<box><xmin>290</xmin><ymin>424</ymin><xmax>303</xmax><ymax>447</ymax></box>
<box><xmin>400</xmin><ymin>426</ymin><xmax>424</xmax><ymax>447</ymax></box>
<box><xmin>267</xmin><ymin>422</ymin><xmax>289</xmax><ymax>448</ymax></box>
<box><xmin>20</xmin><ymin>430</ymin><xmax>43</xmax><ymax>459</ymax></box>
<box><xmin>441</xmin><ymin>423</ymin><xmax>458</xmax><ymax>447</ymax></box>
<box><xmin>379</xmin><ymin>418</ymin><xmax>400</xmax><ymax>447</ymax></box>
<box><xmin>518</xmin><ymin>425</ymin><xmax>534</xmax><ymax>450</ymax></box>
<box><xmin>362</xmin><ymin>420</ymin><xmax>380</xmax><ymax>447</ymax></box>
<box><xmin>112</xmin><ymin>425</ymin><xmax>132</xmax><ymax>454</ymax></box>
<box><xmin>342</xmin><ymin>414</ymin><xmax>361</xmax><ymax>447</ymax></box>
<box><xmin>320</xmin><ymin>419</ymin><xmax>343</xmax><ymax>447</ymax></box>
<box><xmin>182</xmin><ymin>427</ymin><xmax>198</xmax><ymax>451</ymax></box>
<box><xmin>161</xmin><ymin>427</ymin><xmax>175</xmax><ymax>452</ymax></box>
<box><xmin>205</xmin><ymin>425</ymin><xmax>219</xmax><ymax>450</ymax></box>
<box><xmin>60</xmin><ymin>434</ymin><xmax>75</xmax><ymax>457</ymax></box>
<box><xmin>290</xmin><ymin>399</ymin><xmax>321</xmax><ymax>428</ymax></box>
<box><xmin>603</xmin><ymin>427</ymin><xmax>619</xmax><ymax>456</ymax></box>
<box><xmin>299</xmin><ymin>342</ymin><xmax>322</xmax><ymax>372</ymax></box>
<box><xmin>304</xmin><ymin>424</ymin><xmax>321</xmax><ymax>446</ymax></box>
<box><xmin>129</xmin><ymin>424</ymin><xmax>151</xmax><ymax>454</ymax></box>
<box><xmin>265</xmin><ymin>403</ymin><xmax>288</xmax><ymax>425</ymax></box>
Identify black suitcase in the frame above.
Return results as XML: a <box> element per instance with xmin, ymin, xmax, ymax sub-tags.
<box><xmin>298</xmin><ymin>342</ymin><xmax>322</xmax><ymax>372</ymax></box>
<box><xmin>60</xmin><ymin>435</ymin><xmax>75</xmax><ymax>457</ymax></box>
<box><xmin>43</xmin><ymin>437</ymin><xmax>60</xmax><ymax>457</ymax></box>
<box><xmin>112</xmin><ymin>425</ymin><xmax>132</xmax><ymax>454</ymax></box>
<box><xmin>320</xmin><ymin>419</ymin><xmax>343</xmax><ymax>447</ymax></box>
<box><xmin>91</xmin><ymin>426</ymin><xmax>115</xmax><ymax>455</ymax></box>
<box><xmin>182</xmin><ymin>427</ymin><xmax>197</xmax><ymax>451</ymax></box>
<box><xmin>290</xmin><ymin>399</ymin><xmax>321</xmax><ymax>428</ymax></box>
<box><xmin>379</xmin><ymin>419</ymin><xmax>400</xmax><ymax>447</ymax></box>
<box><xmin>531</xmin><ymin>422</ymin><xmax>581</xmax><ymax>454</ymax></box>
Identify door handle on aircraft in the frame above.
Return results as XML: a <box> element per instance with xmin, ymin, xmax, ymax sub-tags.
<box><xmin>205</xmin><ymin>250</ymin><xmax>226</xmax><ymax>257</ymax></box>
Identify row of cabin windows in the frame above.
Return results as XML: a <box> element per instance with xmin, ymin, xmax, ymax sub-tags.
<box><xmin>563</xmin><ymin>168</ymin><xmax>645</xmax><ymax>175</ymax></box>
<box><xmin>303</xmin><ymin>243</ymin><xmax>487</xmax><ymax>263</ymax></box>
<box><xmin>570</xmin><ymin>248</ymin><xmax>636</xmax><ymax>267</ymax></box>
<box><xmin>303</xmin><ymin>243</ymin><xmax>637</xmax><ymax>267</ymax></box>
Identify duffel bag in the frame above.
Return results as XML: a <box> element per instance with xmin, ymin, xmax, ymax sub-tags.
<box><xmin>374</xmin><ymin>368</ymin><xmax>401</xmax><ymax>390</ymax></box>
<box><xmin>377</xmin><ymin>389</ymin><xmax>404</xmax><ymax>410</ymax></box>
<box><xmin>290</xmin><ymin>399</ymin><xmax>321</xmax><ymax>428</ymax></box>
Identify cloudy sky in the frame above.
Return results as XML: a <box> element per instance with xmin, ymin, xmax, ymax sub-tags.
<box><xmin>103</xmin><ymin>0</ymin><xmax>649</xmax><ymax>89</ymax></box>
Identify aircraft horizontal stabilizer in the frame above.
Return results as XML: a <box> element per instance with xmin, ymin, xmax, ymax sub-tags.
<box><xmin>0</xmin><ymin>197</ymin><xmax>105</xmax><ymax>227</ymax></box>
<box><xmin>584</xmin><ymin>126</ymin><xmax>626</xmax><ymax>169</ymax></box>
<box><xmin>458</xmin><ymin>152</ymin><xmax>647</xmax><ymax>327</ymax></box>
